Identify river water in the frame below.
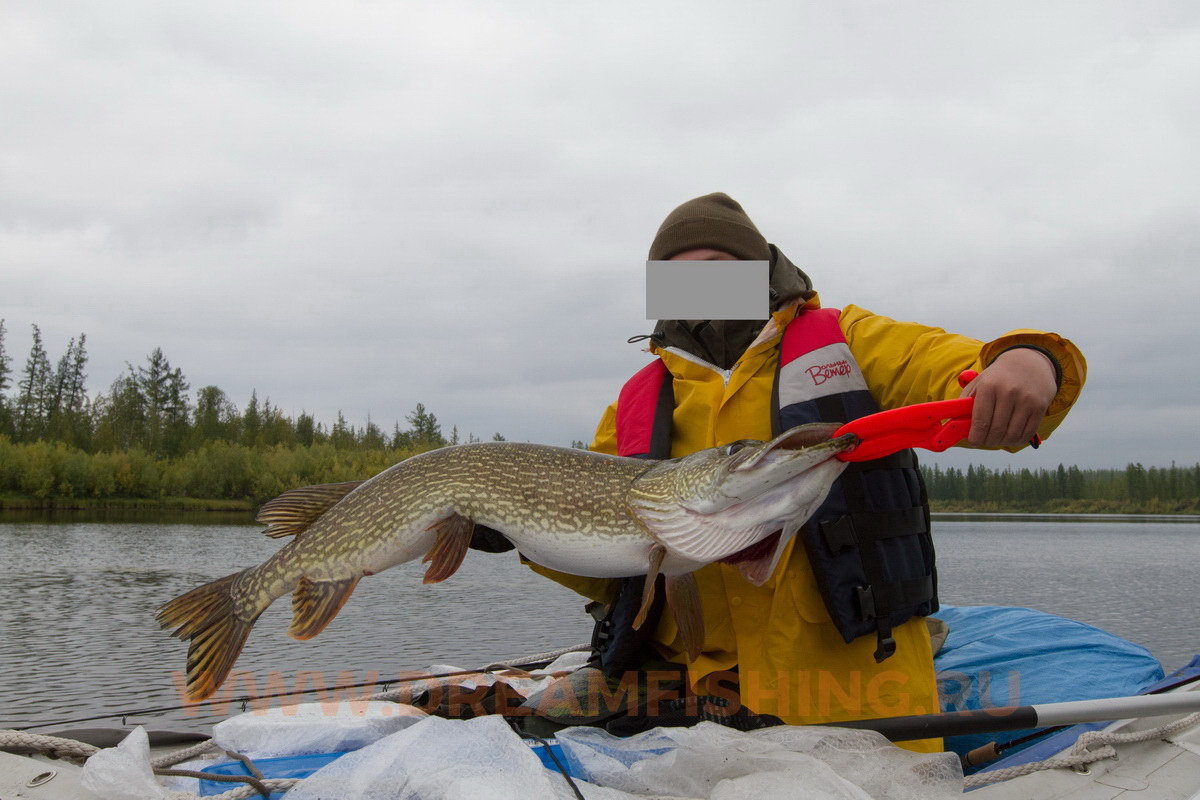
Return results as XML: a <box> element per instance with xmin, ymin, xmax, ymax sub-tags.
<box><xmin>1</xmin><ymin>514</ymin><xmax>1197</xmax><ymax>732</ymax></box>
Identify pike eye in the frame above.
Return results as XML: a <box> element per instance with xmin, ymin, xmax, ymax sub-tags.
<box><xmin>724</xmin><ymin>440</ymin><xmax>752</xmax><ymax>455</ymax></box>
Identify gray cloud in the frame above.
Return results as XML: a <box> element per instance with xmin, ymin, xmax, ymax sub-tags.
<box><xmin>3</xmin><ymin>1</ymin><xmax>1197</xmax><ymax>465</ymax></box>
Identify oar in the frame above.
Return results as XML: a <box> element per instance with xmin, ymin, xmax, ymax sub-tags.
<box><xmin>825</xmin><ymin>691</ymin><xmax>1200</xmax><ymax>742</ymax></box>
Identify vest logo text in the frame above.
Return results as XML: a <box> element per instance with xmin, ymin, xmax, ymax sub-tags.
<box><xmin>805</xmin><ymin>360</ymin><xmax>853</xmax><ymax>385</ymax></box>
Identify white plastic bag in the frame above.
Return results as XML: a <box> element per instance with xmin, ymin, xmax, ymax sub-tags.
<box><xmin>79</xmin><ymin>726</ymin><xmax>168</xmax><ymax>800</ymax></box>
<box><xmin>555</xmin><ymin>722</ymin><xmax>963</xmax><ymax>800</ymax></box>
<box><xmin>287</xmin><ymin>715</ymin><xmax>634</xmax><ymax>800</ymax></box>
<box><xmin>213</xmin><ymin>700</ymin><xmax>426</xmax><ymax>757</ymax></box>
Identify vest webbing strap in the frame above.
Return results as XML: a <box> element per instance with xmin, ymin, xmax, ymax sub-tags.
<box><xmin>856</xmin><ymin>576</ymin><xmax>936</xmax><ymax>620</ymax></box>
<box><xmin>815</xmin><ymin>395</ymin><xmax>897</xmax><ymax>662</ymax></box>
<box><xmin>648</xmin><ymin>372</ymin><xmax>675</xmax><ymax>459</ymax></box>
<box><xmin>818</xmin><ymin>507</ymin><xmax>926</xmax><ymax>552</ymax></box>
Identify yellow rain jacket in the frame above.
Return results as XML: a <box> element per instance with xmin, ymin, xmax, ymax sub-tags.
<box><xmin>532</xmin><ymin>296</ymin><xmax>1086</xmax><ymax>753</ymax></box>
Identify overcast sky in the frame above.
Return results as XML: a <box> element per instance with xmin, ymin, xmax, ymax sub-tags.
<box><xmin>3</xmin><ymin>1</ymin><xmax>1197</xmax><ymax>469</ymax></box>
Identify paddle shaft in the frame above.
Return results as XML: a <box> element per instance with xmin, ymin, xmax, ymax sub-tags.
<box><xmin>826</xmin><ymin>691</ymin><xmax>1200</xmax><ymax>742</ymax></box>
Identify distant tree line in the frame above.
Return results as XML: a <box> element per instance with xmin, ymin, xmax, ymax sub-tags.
<box><xmin>1</xmin><ymin>322</ymin><xmax>1197</xmax><ymax>512</ymax></box>
<box><xmin>0</xmin><ymin>322</ymin><xmax>506</xmax><ymax>503</ymax></box>
<box><xmin>921</xmin><ymin>462</ymin><xmax>1200</xmax><ymax>513</ymax></box>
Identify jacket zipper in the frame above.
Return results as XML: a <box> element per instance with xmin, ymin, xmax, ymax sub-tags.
<box><xmin>662</xmin><ymin>346</ymin><xmax>736</xmax><ymax>385</ymax></box>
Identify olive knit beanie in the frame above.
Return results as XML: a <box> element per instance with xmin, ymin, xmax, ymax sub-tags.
<box><xmin>648</xmin><ymin>192</ymin><xmax>772</xmax><ymax>262</ymax></box>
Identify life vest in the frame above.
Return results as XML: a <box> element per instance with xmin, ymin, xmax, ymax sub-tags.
<box><xmin>598</xmin><ymin>307</ymin><xmax>937</xmax><ymax>669</ymax></box>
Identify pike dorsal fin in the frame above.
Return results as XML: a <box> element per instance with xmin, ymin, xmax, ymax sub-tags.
<box><xmin>289</xmin><ymin>575</ymin><xmax>361</xmax><ymax>640</ymax></box>
<box><xmin>666</xmin><ymin>573</ymin><xmax>703</xmax><ymax>662</ymax></box>
<box><xmin>421</xmin><ymin>513</ymin><xmax>475</xmax><ymax>584</ymax></box>
<box><xmin>256</xmin><ymin>481</ymin><xmax>365</xmax><ymax>538</ymax></box>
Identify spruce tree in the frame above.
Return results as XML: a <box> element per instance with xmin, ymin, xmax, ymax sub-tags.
<box><xmin>406</xmin><ymin>403</ymin><xmax>445</xmax><ymax>448</ymax></box>
<box><xmin>15</xmin><ymin>325</ymin><xmax>53</xmax><ymax>441</ymax></box>
<box><xmin>45</xmin><ymin>334</ymin><xmax>89</xmax><ymax>445</ymax></box>
<box><xmin>0</xmin><ymin>319</ymin><xmax>10</xmax><ymax>436</ymax></box>
<box><xmin>241</xmin><ymin>391</ymin><xmax>262</xmax><ymax>447</ymax></box>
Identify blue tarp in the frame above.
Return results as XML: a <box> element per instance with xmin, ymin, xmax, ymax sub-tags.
<box><xmin>931</xmin><ymin>605</ymin><xmax>1165</xmax><ymax>764</ymax></box>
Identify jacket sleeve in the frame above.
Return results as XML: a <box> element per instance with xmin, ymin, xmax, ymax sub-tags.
<box><xmin>838</xmin><ymin>304</ymin><xmax>1087</xmax><ymax>450</ymax></box>
<box><xmin>522</xmin><ymin>401</ymin><xmax>621</xmax><ymax>604</ymax></box>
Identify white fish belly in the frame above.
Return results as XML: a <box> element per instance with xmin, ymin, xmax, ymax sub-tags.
<box><xmin>506</xmin><ymin>528</ymin><xmax>655</xmax><ymax>579</ymax></box>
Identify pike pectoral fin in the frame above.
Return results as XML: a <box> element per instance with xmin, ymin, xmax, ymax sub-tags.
<box><xmin>633</xmin><ymin>544</ymin><xmax>666</xmax><ymax>630</ymax></box>
<box><xmin>421</xmin><ymin>513</ymin><xmax>475</xmax><ymax>584</ymax></box>
<box><xmin>666</xmin><ymin>573</ymin><xmax>703</xmax><ymax>662</ymax></box>
<box><xmin>256</xmin><ymin>481</ymin><xmax>366</xmax><ymax>538</ymax></box>
<box><xmin>289</xmin><ymin>575</ymin><xmax>361</xmax><ymax>640</ymax></box>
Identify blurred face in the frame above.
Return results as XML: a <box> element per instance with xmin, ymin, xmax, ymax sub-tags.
<box><xmin>670</xmin><ymin>248</ymin><xmax>738</xmax><ymax>261</ymax></box>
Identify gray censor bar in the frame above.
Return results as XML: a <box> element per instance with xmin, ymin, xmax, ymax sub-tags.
<box><xmin>646</xmin><ymin>260</ymin><xmax>769</xmax><ymax>320</ymax></box>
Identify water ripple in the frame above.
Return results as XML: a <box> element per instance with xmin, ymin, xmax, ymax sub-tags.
<box><xmin>2</xmin><ymin>519</ymin><xmax>1197</xmax><ymax>731</ymax></box>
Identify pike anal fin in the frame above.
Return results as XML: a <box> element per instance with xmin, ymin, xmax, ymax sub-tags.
<box><xmin>421</xmin><ymin>512</ymin><xmax>475</xmax><ymax>584</ymax></box>
<box><xmin>633</xmin><ymin>544</ymin><xmax>666</xmax><ymax>629</ymax></box>
<box><xmin>289</xmin><ymin>575</ymin><xmax>361</xmax><ymax>640</ymax></box>
<box><xmin>666</xmin><ymin>572</ymin><xmax>704</xmax><ymax>663</ymax></box>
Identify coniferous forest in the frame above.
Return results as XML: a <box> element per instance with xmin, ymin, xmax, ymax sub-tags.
<box><xmin>0</xmin><ymin>322</ymin><xmax>506</xmax><ymax>508</ymax></box>
<box><xmin>0</xmin><ymin>321</ymin><xmax>1196</xmax><ymax>513</ymax></box>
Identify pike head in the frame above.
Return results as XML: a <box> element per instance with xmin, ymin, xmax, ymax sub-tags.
<box><xmin>628</xmin><ymin>422</ymin><xmax>857</xmax><ymax>584</ymax></box>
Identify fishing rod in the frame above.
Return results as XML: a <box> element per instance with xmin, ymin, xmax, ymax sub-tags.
<box><xmin>827</xmin><ymin>688</ymin><xmax>1200</xmax><ymax>742</ymax></box>
<box><xmin>8</xmin><ymin>657</ymin><xmax>562</xmax><ymax>732</ymax></box>
<box><xmin>956</xmin><ymin>669</ymin><xmax>1200</xmax><ymax>767</ymax></box>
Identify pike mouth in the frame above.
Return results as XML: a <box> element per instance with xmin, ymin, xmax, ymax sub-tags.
<box><xmin>717</xmin><ymin>530</ymin><xmax>792</xmax><ymax>585</ymax></box>
<box><xmin>719</xmin><ymin>530</ymin><xmax>780</xmax><ymax>566</ymax></box>
<box><xmin>728</xmin><ymin>428</ymin><xmax>857</xmax><ymax>473</ymax></box>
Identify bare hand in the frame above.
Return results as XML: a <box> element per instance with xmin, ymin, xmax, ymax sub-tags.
<box><xmin>961</xmin><ymin>349</ymin><xmax>1058</xmax><ymax>448</ymax></box>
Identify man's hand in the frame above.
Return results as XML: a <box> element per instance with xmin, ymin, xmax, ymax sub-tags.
<box><xmin>961</xmin><ymin>348</ymin><xmax>1058</xmax><ymax>448</ymax></box>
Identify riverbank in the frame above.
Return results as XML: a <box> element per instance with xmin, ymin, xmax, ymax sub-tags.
<box><xmin>930</xmin><ymin>498</ymin><xmax>1199</xmax><ymax>515</ymax></box>
<box><xmin>2</xmin><ymin>493</ymin><xmax>1195</xmax><ymax>516</ymax></box>
<box><xmin>0</xmin><ymin>494</ymin><xmax>254</xmax><ymax>512</ymax></box>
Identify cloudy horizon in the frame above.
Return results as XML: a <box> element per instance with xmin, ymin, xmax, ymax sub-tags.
<box><xmin>4</xmin><ymin>1</ymin><xmax>1198</xmax><ymax>470</ymax></box>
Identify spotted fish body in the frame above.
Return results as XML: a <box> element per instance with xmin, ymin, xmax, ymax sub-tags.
<box><xmin>158</xmin><ymin>423</ymin><xmax>857</xmax><ymax>701</ymax></box>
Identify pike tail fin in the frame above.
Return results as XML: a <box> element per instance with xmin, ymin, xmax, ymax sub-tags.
<box><xmin>289</xmin><ymin>575</ymin><xmax>361</xmax><ymax>640</ymax></box>
<box><xmin>156</xmin><ymin>568</ymin><xmax>262</xmax><ymax>702</ymax></box>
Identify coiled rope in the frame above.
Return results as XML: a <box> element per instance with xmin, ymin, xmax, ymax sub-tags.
<box><xmin>964</xmin><ymin>711</ymin><xmax>1200</xmax><ymax>788</ymax></box>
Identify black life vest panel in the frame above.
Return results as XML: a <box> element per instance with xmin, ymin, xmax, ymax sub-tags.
<box><xmin>594</xmin><ymin>308</ymin><xmax>937</xmax><ymax>671</ymax></box>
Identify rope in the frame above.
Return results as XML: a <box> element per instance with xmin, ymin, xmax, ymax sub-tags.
<box><xmin>479</xmin><ymin>643</ymin><xmax>590</xmax><ymax>671</ymax></box>
<box><xmin>151</xmin><ymin>738</ymin><xmax>220</xmax><ymax>768</ymax></box>
<box><xmin>161</xmin><ymin>778</ymin><xmax>301</xmax><ymax>799</ymax></box>
<box><xmin>0</xmin><ymin>729</ymin><xmax>99</xmax><ymax>763</ymax></box>
<box><xmin>155</xmin><ymin>767</ymin><xmax>273</xmax><ymax>798</ymax></box>
<box><xmin>515</xmin><ymin>730</ymin><xmax>586</xmax><ymax>800</ymax></box>
<box><xmin>964</xmin><ymin>711</ymin><xmax>1200</xmax><ymax>787</ymax></box>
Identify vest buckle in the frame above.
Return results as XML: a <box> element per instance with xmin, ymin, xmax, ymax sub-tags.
<box><xmin>873</xmin><ymin>634</ymin><xmax>897</xmax><ymax>663</ymax></box>
<box><xmin>855</xmin><ymin>585</ymin><xmax>876</xmax><ymax>620</ymax></box>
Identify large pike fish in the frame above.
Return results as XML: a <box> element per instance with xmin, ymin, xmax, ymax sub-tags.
<box><xmin>158</xmin><ymin>423</ymin><xmax>857</xmax><ymax>701</ymax></box>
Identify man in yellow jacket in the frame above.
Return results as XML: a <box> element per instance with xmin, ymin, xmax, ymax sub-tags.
<box><xmin>529</xmin><ymin>193</ymin><xmax>1086</xmax><ymax>752</ymax></box>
